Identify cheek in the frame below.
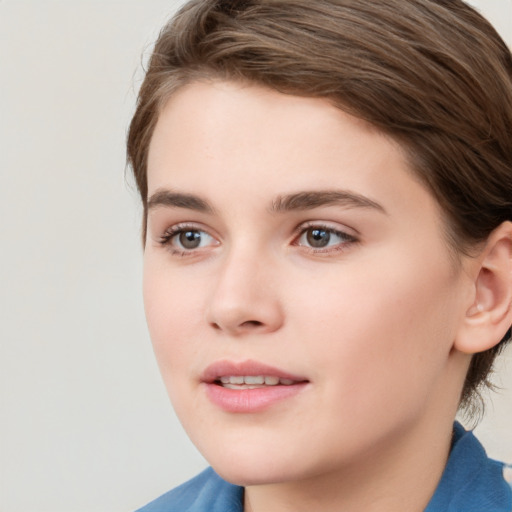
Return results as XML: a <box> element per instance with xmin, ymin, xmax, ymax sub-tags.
<box><xmin>293</xmin><ymin>254</ymin><xmax>462</xmax><ymax>411</ymax></box>
<box><xmin>143</xmin><ymin>269</ymin><xmax>209</xmax><ymax>421</ymax></box>
<box><xmin>142</xmin><ymin>260</ymin><xmax>203</xmax><ymax>374</ymax></box>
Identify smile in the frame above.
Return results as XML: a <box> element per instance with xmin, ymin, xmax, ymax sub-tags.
<box><xmin>202</xmin><ymin>360</ymin><xmax>309</xmax><ymax>413</ymax></box>
<box><xmin>216</xmin><ymin>375</ymin><xmax>297</xmax><ymax>388</ymax></box>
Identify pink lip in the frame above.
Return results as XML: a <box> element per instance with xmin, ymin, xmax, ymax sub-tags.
<box><xmin>201</xmin><ymin>359</ymin><xmax>309</xmax><ymax>413</ymax></box>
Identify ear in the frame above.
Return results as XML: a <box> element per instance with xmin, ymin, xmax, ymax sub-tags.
<box><xmin>454</xmin><ymin>221</ymin><xmax>512</xmax><ymax>355</ymax></box>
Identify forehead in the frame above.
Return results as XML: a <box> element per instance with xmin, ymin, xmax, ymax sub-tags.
<box><xmin>148</xmin><ymin>80</ymin><xmax>412</xmax><ymax>195</ymax></box>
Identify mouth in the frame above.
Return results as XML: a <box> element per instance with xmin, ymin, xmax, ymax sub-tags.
<box><xmin>201</xmin><ymin>360</ymin><xmax>309</xmax><ymax>413</ymax></box>
<box><xmin>215</xmin><ymin>375</ymin><xmax>302</xmax><ymax>389</ymax></box>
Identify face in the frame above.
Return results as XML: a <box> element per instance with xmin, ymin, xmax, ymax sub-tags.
<box><xmin>144</xmin><ymin>81</ymin><xmax>473</xmax><ymax>486</ymax></box>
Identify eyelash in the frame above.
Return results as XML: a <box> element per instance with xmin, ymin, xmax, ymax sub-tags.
<box><xmin>159</xmin><ymin>223</ymin><xmax>216</xmax><ymax>257</ymax></box>
<box><xmin>158</xmin><ymin>222</ymin><xmax>358</xmax><ymax>257</ymax></box>
<box><xmin>292</xmin><ymin>223</ymin><xmax>358</xmax><ymax>254</ymax></box>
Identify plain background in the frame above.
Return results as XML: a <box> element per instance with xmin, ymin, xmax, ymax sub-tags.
<box><xmin>1</xmin><ymin>1</ymin><xmax>511</xmax><ymax>511</ymax></box>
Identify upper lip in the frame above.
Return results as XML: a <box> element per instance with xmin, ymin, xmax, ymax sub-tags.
<box><xmin>201</xmin><ymin>359</ymin><xmax>308</xmax><ymax>383</ymax></box>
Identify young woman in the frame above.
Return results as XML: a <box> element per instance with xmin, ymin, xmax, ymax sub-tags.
<box><xmin>128</xmin><ymin>1</ymin><xmax>512</xmax><ymax>510</ymax></box>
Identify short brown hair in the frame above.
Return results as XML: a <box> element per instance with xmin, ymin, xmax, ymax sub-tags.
<box><xmin>127</xmin><ymin>0</ymin><xmax>512</xmax><ymax>411</ymax></box>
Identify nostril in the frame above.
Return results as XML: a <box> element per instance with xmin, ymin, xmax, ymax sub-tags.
<box><xmin>241</xmin><ymin>320</ymin><xmax>264</xmax><ymax>328</ymax></box>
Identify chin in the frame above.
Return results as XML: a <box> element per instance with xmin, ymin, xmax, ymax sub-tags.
<box><xmin>198</xmin><ymin>435</ymin><xmax>325</xmax><ymax>487</ymax></box>
<box><xmin>212</xmin><ymin>458</ymin><xmax>302</xmax><ymax>487</ymax></box>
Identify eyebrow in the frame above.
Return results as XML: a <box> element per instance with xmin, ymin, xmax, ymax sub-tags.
<box><xmin>146</xmin><ymin>188</ymin><xmax>386</xmax><ymax>216</ymax></box>
<box><xmin>147</xmin><ymin>189</ymin><xmax>215</xmax><ymax>214</ymax></box>
<box><xmin>270</xmin><ymin>190</ymin><xmax>387</xmax><ymax>214</ymax></box>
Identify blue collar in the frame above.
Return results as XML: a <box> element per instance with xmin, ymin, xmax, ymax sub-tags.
<box><xmin>425</xmin><ymin>422</ymin><xmax>511</xmax><ymax>511</ymax></box>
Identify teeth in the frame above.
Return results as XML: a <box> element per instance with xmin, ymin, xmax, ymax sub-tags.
<box><xmin>217</xmin><ymin>375</ymin><xmax>295</xmax><ymax>386</ymax></box>
<box><xmin>264</xmin><ymin>376</ymin><xmax>279</xmax><ymax>385</ymax></box>
<box><xmin>223</xmin><ymin>384</ymin><xmax>264</xmax><ymax>390</ymax></box>
<box><xmin>244</xmin><ymin>375</ymin><xmax>265</xmax><ymax>385</ymax></box>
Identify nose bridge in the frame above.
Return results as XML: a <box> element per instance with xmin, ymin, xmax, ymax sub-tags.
<box><xmin>206</xmin><ymin>240</ymin><xmax>283</xmax><ymax>335</ymax></box>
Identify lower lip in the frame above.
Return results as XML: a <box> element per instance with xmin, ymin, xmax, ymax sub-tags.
<box><xmin>203</xmin><ymin>382</ymin><xmax>308</xmax><ymax>413</ymax></box>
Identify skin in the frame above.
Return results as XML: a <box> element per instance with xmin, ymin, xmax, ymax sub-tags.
<box><xmin>143</xmin><ymin>80</ymin><xmax>486</xmax><ymax>512</ymax></box>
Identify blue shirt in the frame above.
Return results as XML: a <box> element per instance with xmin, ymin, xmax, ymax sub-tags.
<box><xmin>136</xmin><ymin>423</ymin><xmax>512</xmax><ymax>511</ymax></box>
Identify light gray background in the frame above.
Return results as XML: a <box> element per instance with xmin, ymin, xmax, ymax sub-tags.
<box><xmin>1</xmin><ymin>1</ymin><xmax>511</xmax><ymax>511</ymax></box>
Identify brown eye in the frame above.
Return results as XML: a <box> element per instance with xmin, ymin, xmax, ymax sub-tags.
<box><xmin>306</xmin><ymin>228</ymin><xmax>331</xmax><ymax>248</ymax></box>
<box><xmin>178</xmin><ymin>230</ymin><xmax>203</xmax><ymax>249</ymax></box>
<box><xmin>160</xmin><ymin>227</ymin><xmax>217</xmax><ymax>253</ymax></box>
<box><xmin>296</xmin><ymin>225</ymin><xmax>356</xmax><ymax>251</ymax></box>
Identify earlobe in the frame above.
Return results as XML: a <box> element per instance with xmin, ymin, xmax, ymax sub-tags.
<box><xmin>455</xmin><ymin>221</ymin><xmax>512</xmax><ymax>355</ymax></box>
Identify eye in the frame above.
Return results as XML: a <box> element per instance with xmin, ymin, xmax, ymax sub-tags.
<box><xmin>175</xmin><ymin>230</ymin><xmax>208</xmax><ymax>250</ymax></box>
<box><xmin>160</xmin><ymin>225</ymin><xmax>218</xmax><ymax>254</ymax></box>
<box><xmin>295</xmin><ymin>225</ymin><xmax>356</xmax><ymax>251</ymax></box>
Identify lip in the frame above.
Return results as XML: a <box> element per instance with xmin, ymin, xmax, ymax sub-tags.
<box><xmin>201</xmin><ymin>359</ymin><xmax>309</xmax><ymax>413</ymax></box>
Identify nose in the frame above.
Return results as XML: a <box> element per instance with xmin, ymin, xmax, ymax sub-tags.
<box><xmin>206</xmin><ymin>249</ymin><xmax>284</xmax><ymax>336</ymax></box>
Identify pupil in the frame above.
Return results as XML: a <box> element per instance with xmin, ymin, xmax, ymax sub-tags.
<box><xmin>307</xmin><ymin>228</ymin><xmax>330</xmax><ymax>248</ymax></box>
<box><xmin>179</xmin><ymin>231</ymin><xmax>201</xmax><ymax>249</ymax></box>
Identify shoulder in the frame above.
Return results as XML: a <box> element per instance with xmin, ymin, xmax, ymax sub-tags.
<box><xmin>504</xmin><ymin>463</ymin><xmax>512</xmax><ymax>494</ymax></box>
<box><xmin>135</xmin><ymin>467</ymin><xmax>243</xmax><ymax>512</ymax></box>
<box><xmin>426</xmin><ymin>423</ymin><xmax>512</xmax><ymax>512</ymax></box>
